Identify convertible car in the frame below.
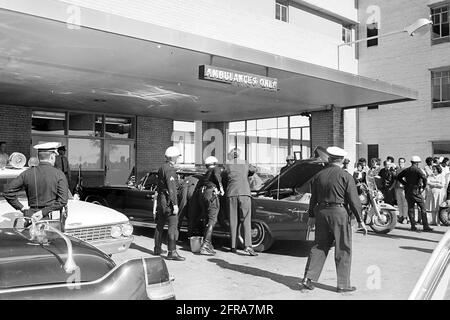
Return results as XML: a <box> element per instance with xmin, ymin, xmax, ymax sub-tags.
<box><xmin>0</xmin><ymin>218</ymin><xmax>175</xmax><ymax>300</ymax></box>
<box><xmin>81</xmin><ymin>149</ymin><xmax>331</xmax><ymax>252</ymax></box>
<box><xmin>0</xmin><ymin>167</ymin><xmax>133</xmax><ymax>254</ymax></box>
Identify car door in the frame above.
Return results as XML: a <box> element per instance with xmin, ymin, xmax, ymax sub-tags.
<box><xmin>123</xmin><ymin>173</ymin><xmax>158</xmax><ymax>224</ymax></box>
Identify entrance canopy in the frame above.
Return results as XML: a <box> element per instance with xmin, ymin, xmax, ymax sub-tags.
<box><xmin>0</xmin><ymin>8</ymin><xmax>417</xmax><ymax>122</ymax></box>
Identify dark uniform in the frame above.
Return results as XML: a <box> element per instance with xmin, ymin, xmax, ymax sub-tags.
<box><xmin>4</xmin><ymin>163</ymin><xmax>69</xmax><ymax>219</ymax></box>
<box><xmin>198</xmin><ymin>166</ymin><xmax>223</xmax><ymax>251</ymax></box>
<box><xmin>154</xmin><ymin>161</ymin><xmax>180</xmax><ymax>253</ymax></box>
<box><xmin>304</xmin><ymin>164</ymin><xmax>362</xmax><ymax>289</ymax></box>
<box><xmin>223</xmin><ymin>160</ymin><xmax>256</xmax><ymax>251</ymax></box>
<box><xmin>54</xmin><ymin>153</ymin><xmax>71</xmax><ymax>188</ymax></box>
<box><xmin>396</xmin><ymin>165</ymin><xmax>430</xmax><ymax>230</ymax></box>
<box><xmin>177</xmin><ymin>175</ymin><xmax>199</xmax><ymax>235</ymax></box>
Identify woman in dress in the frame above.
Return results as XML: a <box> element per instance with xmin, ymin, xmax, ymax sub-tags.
<box><xmin>425</xmin><ymin>165</ymin><xmax>444</xmax><ymax>226</ymax></box>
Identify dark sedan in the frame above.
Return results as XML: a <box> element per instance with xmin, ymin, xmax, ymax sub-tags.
<box><xmin>0</xmin><ymin>219</ymin><xmax>175</xmax><ymax>300</ymax></box>
<box><xmin>81</xmin><ymin>149</ymin><xmax>331</xmax><ymax>252</ymax></box>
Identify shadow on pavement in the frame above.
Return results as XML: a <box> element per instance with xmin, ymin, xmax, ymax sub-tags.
<box><xmin>399</xmin><ymin>246</ymin><xmax>434</xmax><ymax>254</ymax></box>
<box><xmin>129</xmin><ymin>243</ymin><xmax>155</xmax><ymax>255</ymax></box>
<box><xmin>363</xmin><ymin>231</ymin><xmax>439</xmax><ymax>243</ymax></box>
<box><xmin>263</xmin><ymin>240</ymin><xmax>314</xmax><ymax>258</ymax></box>
<box><xmin>207</xmin><ymin>258</ymin><xmax>336</xmax><ymax>293</ymax></box>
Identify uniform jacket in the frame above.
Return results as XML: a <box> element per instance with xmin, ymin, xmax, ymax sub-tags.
<box><xmin>223</xmin><ymin>160</ymin><xmax>256</xmax><ymax>197</ymax></box>
<box><xmin>4</xmin><ymin>162</ymin><xmax>69</xmax><ymax>217</ymax></box>
<box><xmin>308</xmin><ymin>164</ymin><xmax>362</xmax><ymax>223</ymax></box>
<box><xmin>397</xmin><ymin>165</ymin><xmax>427</xmax><ymax>192</ymax></box>
<box><xmin>157</xmin><ymin>162</ymin><xmax>179</xmax><ymax>206</ymax></box>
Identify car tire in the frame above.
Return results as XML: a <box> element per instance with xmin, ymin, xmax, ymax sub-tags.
<box><xmin>237</xmin><ymin>221</ymin><xmax>274</xmax><ymax>252</ymax></box>
<box><xmin>439</xmin><ymin>207</ymin><xmax>450</xmax><ymax>226</ymax></box>
<box><xmin>370</xmin><ymin>209</ymin><xmax>397</xmax><ymax>234</ymax></box>
<box><xmin>87</xmin><ymin>197</ymin><xmax>108</xmax><ymax>207</ymax></box>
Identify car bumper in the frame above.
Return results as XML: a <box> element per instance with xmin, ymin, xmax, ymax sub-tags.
<box><xmin>88</xmin><ymin>236</ymin><xmax>133</xmax><ymax>255</ymax></box>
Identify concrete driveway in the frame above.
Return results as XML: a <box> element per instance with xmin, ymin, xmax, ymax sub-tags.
<box><xmin>112</xmin><ymin>224</ymin><xmax>447</xmax><ymax>300</ymax></box>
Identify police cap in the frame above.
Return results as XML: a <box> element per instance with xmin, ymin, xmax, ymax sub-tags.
<box><xmin>33</xmin><ymin>142</ymin><xmax>60</xmax><ymax>155</ymax></box>
<box><xmin>326</xmin><ymin>146</ymin><xmax>348</xmax><ymax>159</ymax></box>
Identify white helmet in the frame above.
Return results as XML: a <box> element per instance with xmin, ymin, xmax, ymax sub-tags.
<box><xmin>205</xmin><ymin>156</ymin><xmax>218</xmax><ymax>165</ymax></box>
<box><xmin>165</xmin><ymin>146</ymin><xmax>181</xmax><ymax>158</ymax></box>
<box><xmin>411</xmin><ymin>155</ymin><xmax>422</xmax><ymax>163</ymax></box>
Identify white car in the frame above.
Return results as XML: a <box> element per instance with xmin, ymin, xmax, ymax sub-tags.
<box><xmin>0</xmin><ymin>167</ymin><xmax>133</xmax><ymax>254</ymax></box>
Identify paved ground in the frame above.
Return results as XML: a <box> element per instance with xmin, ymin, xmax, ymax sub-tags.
<box><xmin>112</xmin><ymin>223</ymin><xmax>448</xmax><ymax>300</ymax></box>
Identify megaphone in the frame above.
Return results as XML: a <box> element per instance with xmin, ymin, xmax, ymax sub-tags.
<box><xmin>9</xmin><ymin>152</ymin><xmax>27</xmax><ymax>168</ymax></box>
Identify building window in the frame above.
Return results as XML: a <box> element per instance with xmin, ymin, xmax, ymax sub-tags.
<box><xmin>342</xmin><ymin>26</ymin><xmax>353</xmax><ymax>44</ymax></box>
<box><xmin>32</xmin><ymin>111</ymin><xmax>66</xmax><ymax>135</ymax></box>
<box><xmin>275</xmin><ymin>1</ymin><xmax>289</xmax><ymax>22</ymax></box>
<box><xmin>432</xmin><ymin>70</ymin><xmax>450</xmax><ymax>108</ymax></box>
<box><xmin>433</xmin><ymin>141</ymin><xmax>450</xmax><ymax>156</ymax></box>
<box><xmin>367</xmin><ymin>144</ymin><xmax>379</xmax><ymax>162</ymax></box>
<box><xmin>431</xmin><ymin>4</ymin><xmax>450</xmax><ymax>45</ymax></box>
<box><xmin>367</xmin><ymin>105</ymin><xmax>379</xmax><ymax>110</ymax></box>
<box><xmin>228</xmin><ymin>115</ymin><xmax>310</xmax><ymax>176</ymax></box>
<box><xmin>172</xmin><ymin>121</ymin><xmax>195</xmax><ymax>165</ymax></box>
<box><xmin>367</xmin><ymin>22</ymin><xmax>379</xmax><ymax>47</ymax></box>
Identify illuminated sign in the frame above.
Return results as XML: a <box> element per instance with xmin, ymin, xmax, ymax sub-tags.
<box><xmin>199</xmin><ymin>65</ymin><xmax>278</xmax><ymax>91</ymax></box>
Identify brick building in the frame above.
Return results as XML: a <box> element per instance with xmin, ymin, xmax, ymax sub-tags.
<box><xmin>0</xmin><ymin>0</ymin><xmax>416</xmax><ymax>187</ymax></box>
<box><xmin>357</xmin><ymin>0</ymin><xmax>450</xmax><ymax>163</ymax></box>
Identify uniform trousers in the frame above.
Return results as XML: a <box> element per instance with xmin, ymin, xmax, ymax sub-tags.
<box><xmin>405</xmin><ymin>189</ymin><xmax>429</xmax><ymax>228</ymax></box>
<box><xmin>304</xmin><ymin>206</ymin><xmax>352</xmax><ymax>288</ymax></box>
<box><xmin>227</xmin><ymin>195</ymin><xmax>252</xmax><ymax>249</ymax></box>
<box><xmin>155</xmin><ymin>194</ymin><xmax>179</xmax><ymax>251</ymax></box>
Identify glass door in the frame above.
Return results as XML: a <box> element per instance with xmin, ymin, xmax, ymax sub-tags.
<box><xmin>104</xmin><ymin>140</ymin><xmax>134</xmax><ymax>186</ymax></box>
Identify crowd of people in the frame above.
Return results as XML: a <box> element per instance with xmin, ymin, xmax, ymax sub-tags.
<box><xmin>349</xmin><ymin>155</ymin><xmax>449</xmax><ymax>230</ymax></box>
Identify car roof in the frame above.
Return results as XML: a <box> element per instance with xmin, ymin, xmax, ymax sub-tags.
<box><xmin>0</xmin><ymin>228</ymin><xmax>115</xmax><ymax>289</ymax></box>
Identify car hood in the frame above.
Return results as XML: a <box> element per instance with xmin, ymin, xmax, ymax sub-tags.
<box><xmin>65</xmin><ymin>200</ymin><xmax>129</xmax><ymax>229</ymax></box>
<box><xmin>258</xmin><ymin>147</ymin><xmax>329</xmax><ymax>193</ymax></box>
<box><xmin>0</xmin><ymin>228</ymin><xmax>115</xmax><ymax>289</ymax></box>
<box><xmin>0</xmin><ymin>199</ymin><xmax>129</xmax><ymax>229</ymax></box>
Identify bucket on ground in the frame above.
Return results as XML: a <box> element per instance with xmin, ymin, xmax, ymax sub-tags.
<box><xmin>189</xmin><ymin>236</ymin><xmax>203</xmax><ymax>253</ymax></box>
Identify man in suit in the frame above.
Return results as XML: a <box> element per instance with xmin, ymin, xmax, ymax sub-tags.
<box><xmin>223</xmin><ymin>148</ymin><xmax>257</xmax><ymax>256</ymax></box>
<box><xmin>54</xmin><ymin>145</ymin><xmax>71</xmax><ymax>189</ymax></box>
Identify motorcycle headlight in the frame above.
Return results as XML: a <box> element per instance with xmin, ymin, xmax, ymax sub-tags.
<box><xmin>121</xmin><ymin>223</ymin><xmax>133</xmax><ymax>237</ymax></box>
<box><xmin>111</xmin><ymin>225</ymin><xmax>122</xmax><ymax>238</ymax></box>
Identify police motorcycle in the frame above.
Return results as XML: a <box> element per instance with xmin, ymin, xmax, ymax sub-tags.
<box><xmin>357</xmin><ymin>180</ymin><xmax>398</xmax><ymax>234</ymax></box>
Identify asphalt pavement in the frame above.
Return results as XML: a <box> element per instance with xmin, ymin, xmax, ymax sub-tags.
<box><xmin>112</xmin><ymin>223</ymin><xmax>448</xmax><ymax>300</ymax></box>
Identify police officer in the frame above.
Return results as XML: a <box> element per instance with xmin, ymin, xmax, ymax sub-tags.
<box><xmin>54</xmin><ymin>145</ymin><xmax>71</xmax><ymax>188</ymax></box>
<box><xmin>153</xmin><ymin>146</ymin><xmax>185</xmax><ymax>261</ymax></box>
<box><xmin>300</xmin><ymin>146</ymin><xmax>367</xmax><ymax>293</ymax></box>
<box><xmin>280</xmin><ymin>154</ymin><xmax>295</xmax><ymax>174</ymax></box>
<box><xmin>4</xmin><ymin>142</ymin><xmax>68</xmax><ymax>223</ymax></box>
<box><xmin>198</xmin><ymin>156</ymin><xmax>224</xmax><ymax>256</ymax></box>
<box><xmin>396</xmin><ymin>156</ymin><xmax>433</xmax><ymax>232</ymax></box>
<box><xmin>223</xmin><ymin>148</ymin><xmax>258</xmax><ymax>256</ymax></box>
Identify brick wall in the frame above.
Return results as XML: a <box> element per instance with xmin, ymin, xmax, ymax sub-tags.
<box><xmin>311</xmin><ymin>107</ymin><xmax>344</xmax><ymax>150</ymax></box>
<box><xmin>357</xmin><ymin>0</ymin><xmax>450</xmax><ymax>162</ymax></box>
<box><xmin>0</xmin><ymin>105</ymin><xmax>32</xmax><ymax>158</ymax></box>
<box><xmin>136</xmin><ymin>116</ymin><xmax>173</xmax><ymax>179</ymax></box>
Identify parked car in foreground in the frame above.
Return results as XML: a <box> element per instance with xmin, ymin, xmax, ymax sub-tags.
<box><xmin>0</xmin><ymin>167</ymin><xmax>133</xmax><ymax>254</ymax></box>
<box><xmin>0</xmin><ymin>218</ymin><xmax>175</xmax><ymax>300</ymax></box>
<box><xmin>409</xmin><ymin>229</ymin><xmax>450</xmax><ymax>300</ymax></box>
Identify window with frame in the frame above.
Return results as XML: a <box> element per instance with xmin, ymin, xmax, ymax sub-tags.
<box><xmin>433</xmin><ymin>141</ymin><xmax>450</xmax><ymax>156</ymax></box>
<box><xmin>432</xmin><ymin>69</ymin><xmax>450</xmax><ymax>108</ymax></box>
<box><xmin>275</xmin><ymin>1</ymin><xmax>289</xmax><ymax>22</ymax></box>
<box><xmin>342</xmin><ymin>26</ymin><xmax>353</xmax><ymax>44</ymax></box>
<box><xmin>367</xmin><ymin>22</ymin><xmax>379</xmax><ymax>47</ymax></box>
<box><xmin>172</xmin><ymin>121</ymin><xmax>195</xmax><ymax>165</ymax></box>
<box><xmin>431</xmin><ymin>4</ymin><xmax>450</xmax><ymax>45</ymax></box>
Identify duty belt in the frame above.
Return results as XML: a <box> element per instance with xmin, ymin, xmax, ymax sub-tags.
<box><xmin>319</xmin><ymin>202</ymin><xmax>344</xmax><ymax>207</ymax></box>
<box><xmin>30</xmin><ymin>206</ymin><xmax>46</xmax><ymax>209</ymax></box>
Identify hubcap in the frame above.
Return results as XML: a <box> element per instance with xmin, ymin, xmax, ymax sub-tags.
<box><xmin>251</xmin><ymin>223</ymin><xmax>264</xmax><ymax>247</ymax></box>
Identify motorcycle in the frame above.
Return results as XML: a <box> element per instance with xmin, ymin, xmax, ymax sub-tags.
<box><xmin>357</xmin><ymin>182</ymin><xmax>398</xmax><ymax>234</ymax></box>
<box><xmin>438</xmin><ymin>201</ymin><xmax>450</xmax><ymax>226</ymax></box>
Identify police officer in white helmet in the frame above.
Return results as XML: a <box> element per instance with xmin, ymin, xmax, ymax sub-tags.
<box><xmin>153</xmin><ymin>146</ymin><xmax>185</xmax><ymax>261</ymax></box>
<box><xmin>198</xmin><ymin>156</ymin><xmax>224</xmax><ymax>255</ymax></box>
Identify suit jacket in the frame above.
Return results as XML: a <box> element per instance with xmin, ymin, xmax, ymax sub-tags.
<box><xmin>54</xmin><ymin>155</ymin><xmax>71</xmax><ymax>182</ymax></box>
<box><xmin>223</xmin><ymin>160</ymin><xmax>256</xmax><ymax>197</ymax></box>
